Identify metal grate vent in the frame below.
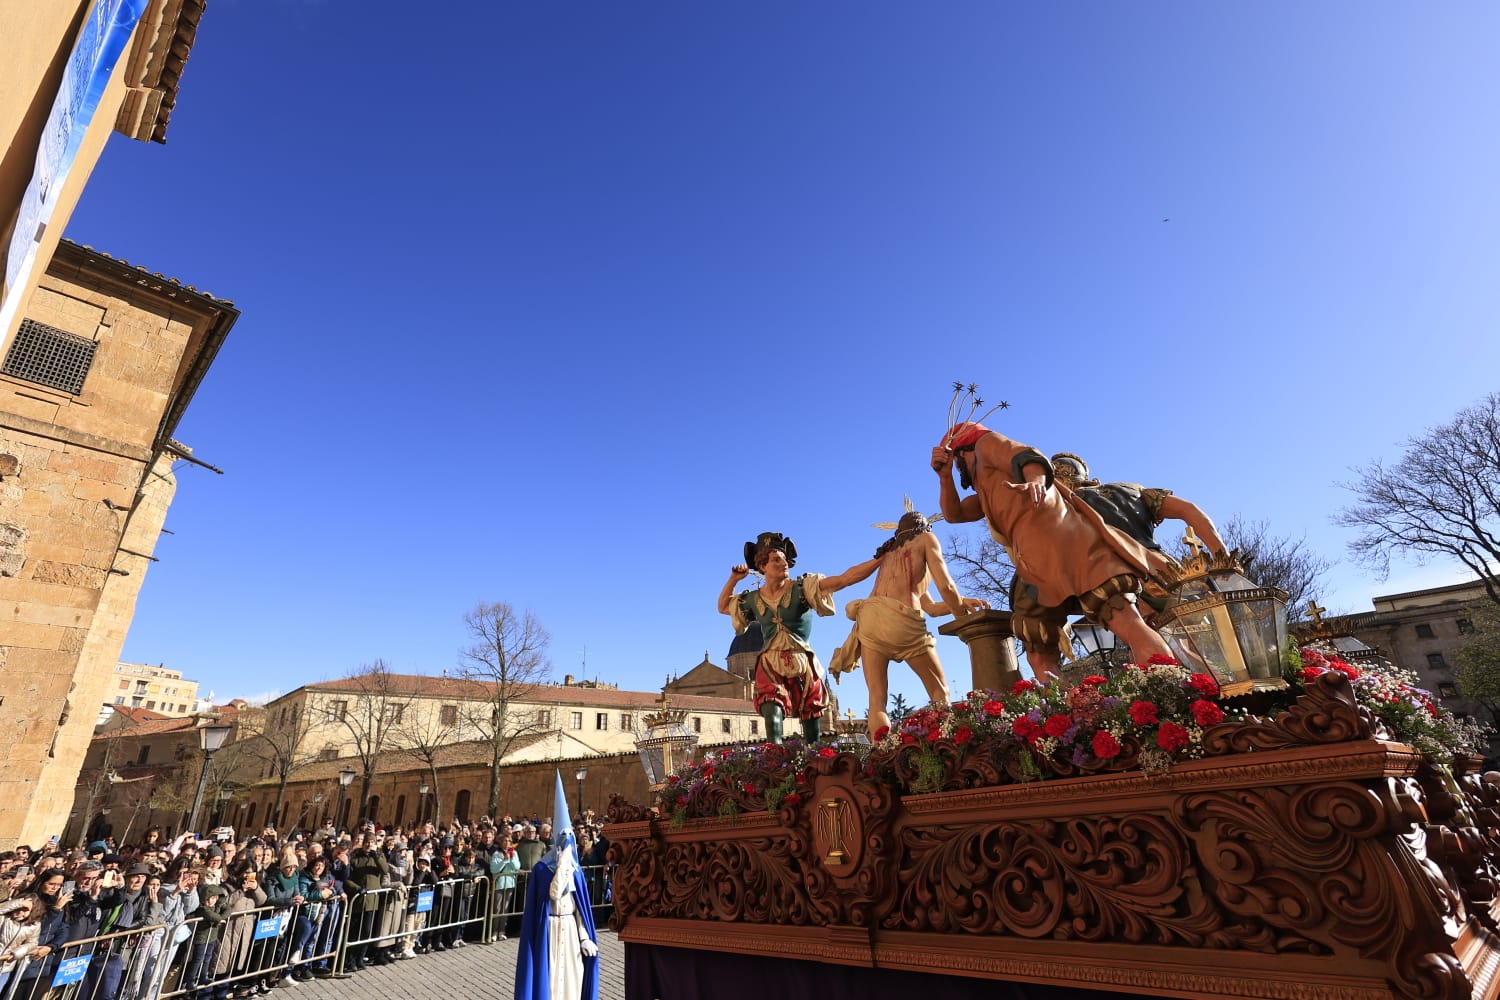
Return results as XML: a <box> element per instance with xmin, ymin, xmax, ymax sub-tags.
<box><xmin>2</xmin><ymin>318</ymin><xmax>97</xmax><ymax>395</ymax></box>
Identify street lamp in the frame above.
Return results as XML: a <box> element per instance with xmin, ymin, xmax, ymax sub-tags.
<box><xmin>1072</xmin><ymin>619</ymin><xmax>1120</xmax><ymax>674</ymax></box>
<box><xmin>216</xmin><ymin>787</ymin><xmax>233</xmax><ymax>827</ymax></box>
<box><xmin>418</xmin><ymin>783</ymin><xmax>430</xmax><ymax>823</ymax></box>
<box><xmin>574</xmin><ymin>767</ymin><xmax>587</xmax><ymax>820</ymax></box>
<box><xmin>337</xmin><ymin>767</ymin><xmax>356</xmax><ymax>831</ymax></box>
<box><xmin>187</xmin><ymin>722</ymin><xmax>233</xmax><ymax>834</ymax></box>
<box><xmin>313</xmin><ymin>793</ymin><xmax>324</xmax><ymax>826</ymax></box>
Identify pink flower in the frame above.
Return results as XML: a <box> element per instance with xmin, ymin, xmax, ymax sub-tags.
<box><xmin>1091</xmin><ymin>730</ymin><xmax>1121</xmax><ymax>759</ymax></box>
<box><xmin>1129</xmin><ymin>700</ymin><xmax>1159</xmax><ymax>726</ymax></box>
<box><xmin>1156</xmin><ymin>722</ymin><xmax>1190</xmax><ymax>752</ymax></box>
<box><xmin>1190</xmin><ymin>700</ymin><xmax>1224</xmax><ymax>726</ymax></box>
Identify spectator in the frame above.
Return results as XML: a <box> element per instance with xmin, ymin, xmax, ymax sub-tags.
<box><xmin>489</xmin><ymin>833</ymin><xmax>520</xmax><ymax>942</ymax></box>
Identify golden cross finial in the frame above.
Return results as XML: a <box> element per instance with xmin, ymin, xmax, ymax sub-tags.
<box><xmin>1181</xmin><ymin>525</ymin><xmax>1205</xmax><ymax>558</ymax></box>
<box><xmin>1307</xmin><ymin>600</ymin><xmax>1327</xmax><ymax>626</ymax></box>
<box><xmin>845</xmin><ymin>709</ymin><xmax>854</xmax><ymax>721</ymax></box>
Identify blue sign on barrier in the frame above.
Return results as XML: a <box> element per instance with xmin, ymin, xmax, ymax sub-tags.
<box><xmin>415</xmin><ymin>890</ymin><xmax>434</xmax><ymax>913</ymax></box>
<box><xmin>52</xmin><ymin>955</ymin><xmax>92</xmax><ymax>987</ymax></box>
<box><xmin>253</xmin><ymin>917</ymin><xmax>281</xmax><ymax>941</ymax></box>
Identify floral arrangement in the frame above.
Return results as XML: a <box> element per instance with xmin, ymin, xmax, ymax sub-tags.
<box><xmin>1292</xmin><ymin>647</ymin><xmax>1488</xmax><ymax>759</ymax></box>
<box><xmin>655</xmin><ymin>650</ymin><xmax>1488</xmax><ymax>823</ymax></box>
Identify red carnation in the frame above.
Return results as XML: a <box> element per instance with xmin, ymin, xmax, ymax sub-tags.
<box><xmin>666</xmin><ymin>774</ymin><xmax>679</xmax><ymax>784</ymax></box>
<box><xmin>983</xmin><ymin>699</ymin><xmax>1006</xmax><ymax>718</ymax></box>
<box><xmin>741</xmin><ymin>782</ymin><xmax>756</xmax><ymax>795</ymax></box>
<box><xmin>901</xmin><ymin>733</ymin><xmax>917</xmax><ymax>746</ymax></box>
<box><xmin>953</xmin><ymin>725</ymin><xmax>974</xmax><ymax>745</ymax></box>
<box><xmin>783</xmin><ymin>793</ymin><xmax>802</xmax><ymax>807</ymax></box>
<box><xmin>873</xmin><ymin>725</ymin><xmax>890</xmax><ymax>741</ymax></box>
<box><xmin>1156</xmin><ymin>722</ymin><xmax>1190</xmax><ymax>752</ymax></box>
<box><xmin>1331</xmin><ymin>660</ymin><xmax>1360</xmax><ymax>679</ymax></box>
<box><xmin>1147</xmin><ymin>654</ymin><xmax>1179</xmax><ymax>666</ymax></box>
<box><xmin>817</xmin><ymin>746</ymin><xmax>836</xmax><ymax>758</ymax></box>
<box><xmin>1011</xmin><ymin>717</ymin><xmax>1043</xmax><ymax>742</ymax></box>
<box><xmin>1012</xmin><ymin>679</ymin><xmax>1036</xmax><ymax>695</ymax></box>
<box><xmin>675</xmin><ymin>795</ymin><xmax>687</xmax><ymax>807</ymax></box>
<box><xmin>1044</xmin><ymin>713</ymin><xmax>1072</xmax><ymax>738</ymax></box>
<box><xmin>1190</xmin><ymin>699</ymin><xmax>1224</xmax><ymax>726</ymax></box>
<box><xmin>1091</xmin><ymin>730</ymin><xmax>1122</xmax><ymax>759</ymax></box>
<box><xmin>1082</xmin><ymin>675</ymin><xmax>1108</xmax><ymax>687</ymax></box>
<box><xmin>1298</xmin><ymin>666</ymin><xmax>1324</xmax><ymax>682</ymax></box>
<box><xmin>951</xmin><ymin>701</ymin><xmax>971</xmax><ymax>713</ymax></box>
<box><xmin>1188</xmin><ymin>673</ymin><xmax>1219</xmax><ymax>696</ymax></box>
<box><xmin>1129</xmin><ymin>700</ymin><xmax>1159</xmax><ymax>726</ymax></box>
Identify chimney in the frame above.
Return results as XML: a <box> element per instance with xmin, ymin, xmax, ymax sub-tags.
<box><xmin>564</xmin><ymin>674</ymin><xmax>575</xmax><ymax>686</ymax></box>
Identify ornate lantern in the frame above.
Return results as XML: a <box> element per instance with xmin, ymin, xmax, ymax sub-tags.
<box><xmin>634</xmin><ymin>694</ymin><xmax>700</xmax><ymax>791</ymax></box>
<box><xmin>1155</xmin><ymin>535</ymin><xmax>1289</xmax><ymax>698</ymax></box>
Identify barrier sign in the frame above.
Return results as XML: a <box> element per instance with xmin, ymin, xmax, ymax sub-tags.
<box><xmin>52</xmin><ymin>954</ymin><xmax>91</xmax><ymax>987</ymax></box>
<box><xmin>415</xmin><ymin>890</ymin><xmax>434</xmax><ymax>913</ymax></box>
<box><xmin>254</xmin><ymin>917</ymin><xmax>281</xmax><ymax>940</ymax></box>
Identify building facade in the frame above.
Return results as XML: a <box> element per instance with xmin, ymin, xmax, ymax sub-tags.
<box><xmin>0</xmin><ymin>240</ymin><xmax>236</xmax><ymax>848</ymax></box>
<box><xmin>107</xmin><ymin>660</ymin><xmax>202</xmax><ymax>715</ymax></box>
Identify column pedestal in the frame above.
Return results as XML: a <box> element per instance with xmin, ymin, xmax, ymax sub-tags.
<box><xmin>939</xmin><ymin>610</ymin><xmax>1020</xmax><ymax>695</ymax></box>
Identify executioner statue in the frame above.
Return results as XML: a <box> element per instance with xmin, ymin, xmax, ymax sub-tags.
<box><xmin>931</xmin><ymin>386</ymin><xmax>1223</xmax><ymax>681</ymax></box>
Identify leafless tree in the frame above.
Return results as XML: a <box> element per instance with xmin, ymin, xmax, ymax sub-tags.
<box><xmin>392</xmin><ymin>704</ymin><xmax>461</xmax><ymax>826</ymax></box>
<box><xmin>1338</xmin><ymin>392</ymin><xmax>1500</xmax><ymax>610</ymax></box>
<box><xmin>229</xmin><ymin>704</ymin><xmax>315</xmax><ymax>829</ymax></box>
<box><xmin>457</xmin><ymin>601</ymin><xmax>552</xmax><ymax>818</ymax></box>
<box><xmin>322</xmin><ymin>659</ymin><xmax>416</xmax><ymax>827</ymax></box>
<box><xmin>944</xmin><ymin>530</ymin><xmax>1015</xmax><ymax>609</ymax></box>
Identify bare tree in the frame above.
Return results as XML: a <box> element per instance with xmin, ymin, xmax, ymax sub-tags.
<box><xmin>392</xmin><ymin>704</ymin><xmax>461</xmax><ymax>826</ymax></box>
<box><xmin>1338</xmin><ymin>392</ymin><xmax>1500</xmax><ymax>610</ymax></box>
<box><xmin>457</xmin><ymin>601</ymin><xmax>552</xmax><ymax>818</ymax></box>
<box><xmin>1453</xmin><ymin>601</ymin><xmax>1500</xmax><ymax>725</ymax></box>
<box><xmin>322</xmin><ymin>659</ymin><xmax>416</xmax><ymax>827</ymax></box>
<box><xmin>944</xmin><ymin>530</ymin><xmax>1015</xmax><ymax>609</ymax></box>
<box><xmin>229</xmin><ymin>704</ymin><xmax>314</xmax><ymax>829</ymax></box>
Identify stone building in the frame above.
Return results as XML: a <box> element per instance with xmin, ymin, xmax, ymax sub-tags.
<box><xmin>106</xmin><ymin>659</ymin><xmax>201</xmax><ymax>715</ymax></box>
<box><xmin>0</xmin><ymin>239</ymin><xmax>237</xmax><ymax>848</ymax></box>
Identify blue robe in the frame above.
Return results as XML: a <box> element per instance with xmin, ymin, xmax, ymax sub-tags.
<box><xmin>513</xmin><ymin>857</ymin><xmax>599</xmax><ymax>1000</ymax></box>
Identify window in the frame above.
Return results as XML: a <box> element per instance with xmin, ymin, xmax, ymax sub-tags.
<box><xmin>721</xmin><ymin>718</ymin><xmax>732</xmax><ymax>734</ymax></box>
<box><xmin>318</xmin><ymin>746</ymin><xmax>338</xmax><ymax>761</ymax></box>
<box><xmin>440</xmin><ymin>704</ymin><xmax>458</xmax><ymax>725</ymax></box>
<box><xmin>385</xmin><ymin>704</ymin><xmax>405</xmax><ymax>724</ymax></box>
<box><xmin>596</xmin><ymin>713</ymin><xmax>608</xmax><ymax>730</ymax></box>
<box><xmin>538</xmin><ymin>709</ymin><xmax>552</xmax><ymax>728</ymax></box>
<box><xmin>1458</xmin><ymin>618</ymin><xmax>1475</xmax><ymax>635</ymax></box>
<box><xmin>146</xmin><ymin>700</ymin><xmax>155</xmax><ymax>710</ymax></box>
<box><xmin>620</xmin><ymin>713</ymin><xmax>633</xmax><ymax>731</ymax></box>
<box><xmin>570</xmin><ymin>711</ymin><xmax>583</xmax><ymax>730</ymax></box>
<box><xmin>1439</xmin><ymin>682</ymin><xmax>1459</xmax><ymax>698</ymax></box>
<box><xmin>1415</xmin><ymin>623</ymin><xmax>1435</xmax><ymax>639</ymax></box>
<box><xmin>692</xmin><ymin>716</ymin><xmax>702</xmax><ymax>733</ymax></box>
<box><xmin>114</xmin><ymin>696</ymin><xmax>124</xmax><ymax>705</ymax></box>
<box><xmin>118</xmin><ymin>680</ymin><xmax>129</xmax><ymax>689</ymax></box>
<box><xmin>136</xmin><ymin>746</ymin><xmax>149</xmax><ymax>765</ymax></box>
<box><xmin>330</xmin><ymin>700</ymin><xmax>348</xmax><ymax>721</ymax></box>
<box><xmin>750</xmin><ymin>719</ymin><xmax>759</xmax><ymax>736</ymax></box>
<box><xmin>278</xmin><ymin>706</ymin><xmax>288</xmax><ymax>727</ymax></box>
<box><xmin>2</xmin><ymin>318</ymin><xmax>97</xmax><ymax>394</ymax></box>
<box><xmin>1427</xmin><ymin>653</ymin><xmax>1447</xmax><ymax>670</ymax></box>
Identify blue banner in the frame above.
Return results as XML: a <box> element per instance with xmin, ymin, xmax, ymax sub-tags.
<box><xmin>52</xmin><ymin>955</ymin><xmax>91</xmax><ymax>987</ymax></box>
<box><xmin>1</xmin><ymin>0</ymin><xmax>150</xmax><ymax>335</ymax></box>
<box><xmin>253</xmin><ymin>917</ymin><xmax>282</xmax><ymax>941</ymax></box>
<box><xmin>415</xmin><ymin>890</ymin><xmax>434</xmax><ymax>914</ymax></box>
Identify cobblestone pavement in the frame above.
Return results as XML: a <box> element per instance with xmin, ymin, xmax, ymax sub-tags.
<box><xmin>288</xmin><ymin>929</ymin><xmax>627</xmax><ymax>1000</ymax></box>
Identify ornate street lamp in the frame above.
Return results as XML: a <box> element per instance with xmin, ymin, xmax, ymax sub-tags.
<box><xmin>187</xmin><ymin>722</ymin><xmax>233</xmax><ymax>834</ymax></box>
<box><xmin>1071</xmin><ymin>619</ymin><xmax>1120</xmax><ymax>674</ymax></box>
<box><xmin>1156</xmin><ymin>536</ymin><xmax>1289</xmax><ymax>698</ymax></box>
<box><xmin>338</xmin><ymin>767</ymin><xmax>356</xmax><ymax>831</ymax></box>
<box><xmin>634</xmin><ymin>694</ymin><xmax>699</xmax><ymax>792</ymax></box>
<box><xmin>574</xmin><ymin>767</ymin><xmax>587</xmax><ymax>819</ymax></box>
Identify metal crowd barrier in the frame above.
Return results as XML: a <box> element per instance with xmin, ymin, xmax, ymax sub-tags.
<box><xmin>0</xmin><ymin>865</ymin><xmax>611</xmax><ymax>1000</ymax></box>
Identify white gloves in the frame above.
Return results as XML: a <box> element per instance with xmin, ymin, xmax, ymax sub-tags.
<box><xmin>580</xmin><ymin>938</ymin><xmax>598</xmax><ymax>958</ymax></box>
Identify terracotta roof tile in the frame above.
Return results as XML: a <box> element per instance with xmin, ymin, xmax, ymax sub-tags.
<box><xmin>296</xmin><ymin>674</ymin><xmax>751</xmax><ymax>714</ymax></box>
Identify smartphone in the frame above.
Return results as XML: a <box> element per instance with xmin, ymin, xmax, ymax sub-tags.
<box><xmin>61</xmin><ymin>880</ymin><xmax>76</xmax><ymax>895</ymax></box>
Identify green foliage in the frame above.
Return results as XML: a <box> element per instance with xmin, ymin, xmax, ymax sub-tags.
<box><xmin>717</xmin><ymin>798</ymin><xmax>739</xmax><ymax>823</ymax></box>
<box><xmin>912</xmin><ymin>749</ymin><xmax>947</xmax><ymax>794</ymax></box>
<box><xmin>889</xmin><ymin>693</ymin><xmax>912</xmax><ymax>726</ymax></box>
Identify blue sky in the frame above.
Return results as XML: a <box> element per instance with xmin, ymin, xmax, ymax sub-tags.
<box><xmin>68</xmin><ymin>2</ymin><xmax>1500</xmax><ymax>713</ymax></box>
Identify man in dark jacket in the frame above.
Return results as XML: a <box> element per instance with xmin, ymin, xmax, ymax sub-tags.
<box><xmin>344</xmin><ymin>834</ymin><xmax>388</xmax><ymax>970</ymax></box>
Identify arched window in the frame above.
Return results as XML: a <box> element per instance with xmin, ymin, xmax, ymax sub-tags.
<box><xmin>246</xmin><ymin>802</ymin><xmax>257</xmax><ymax>829</ymax></box>
<box><xmin>394</xmin><ymin>794</ymin><xmax>406</xmax><ymax>827</ymax></box>
<box><xmin>366</xmin><ymin>795</ymin><xmax>381</xmax><ymax>825</ymax></box>
<box><xmin>454</xmin><ymin>789</ymin><xmax>471</xmax><ymax>824</ymax></box>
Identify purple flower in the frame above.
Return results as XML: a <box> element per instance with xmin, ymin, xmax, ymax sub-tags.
<box><xmin>1026</xmin><ymin>709</ymin><xmax>1044</xmax><ymax>724</ymax></box>
<box><xmin>1071</xmin><ymin>745</ymin><xmax>1089</xmax><ymax>766</ymax></box>
<box><xmin>1100</xmin><ymin>696</ymin><xmax>1121</xmax><ymax>709</ymax></box>
<box><xmin>1062</xmin><ymin>723</ymin><xmax>1080</xmax><ymax>745</ymax></box>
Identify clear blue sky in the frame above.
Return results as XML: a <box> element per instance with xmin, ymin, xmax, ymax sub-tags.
<box><xmin>67</xmin><ymin>2</ymin><xmax>1500</xmax><ymax>713</ymax></box>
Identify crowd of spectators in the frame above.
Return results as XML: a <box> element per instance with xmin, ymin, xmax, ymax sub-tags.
<box><xmin>0</xmin><ymin>809</ymin><xmax>612</xmax><ymax>1000</ymax></box>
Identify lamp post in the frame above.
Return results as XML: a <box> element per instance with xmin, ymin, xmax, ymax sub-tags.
<box><xmin>216</xmin><ymin>787</ymin><xmax>233</xmax><ymax>827</ymax></box>
<box><xmin>187</xmin><ymin>722</ymin><xmax>233</xmax><ymax>834</ymax></box>
<box><xmin>1072</xmin><ymin>619</ymin><xmax>1120</xmax><ymax>674</ymax></box>
<box><xmin>574</xmin><ymin>767</ymin><xmax>587</xmax><ymax>820</ymax></box>
<box><xmin>313</xmin><ymin>793</ymin><xmax>324</xmax><ymax>826</ymax></box>
<box><xmin>337</xmin><ymin>767</ymin><xmax>356</xmax><ymax>831</ymax></box>
<box><xmin>418</xmin><ymin>783</ymin><xmax>430</xmax><ymax>824</ymax></box>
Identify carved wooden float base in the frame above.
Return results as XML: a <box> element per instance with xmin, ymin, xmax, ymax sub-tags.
<box><xmin>608</xmin><ymin>676</ymin><xmax>1500</xmax><ymax>1000</ymax></box>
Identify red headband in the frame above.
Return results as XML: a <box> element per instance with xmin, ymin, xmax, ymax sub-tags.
<box><xmin>943</xmin><ymin>421</ymin><xmax>989</xmax><ymax>451</ymax></box>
